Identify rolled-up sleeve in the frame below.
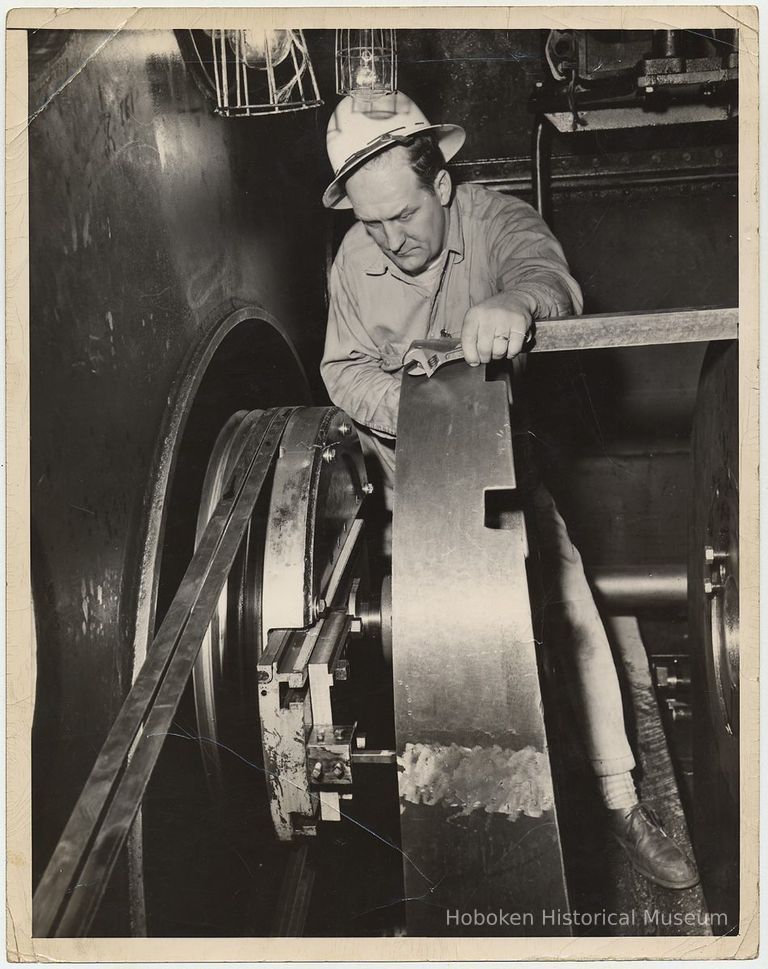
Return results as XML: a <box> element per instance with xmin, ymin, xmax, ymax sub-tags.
<box><xmin>320</xmin><ymin>253</ymin><xmax>402</xmax><ymax>437</ymax></box>
<box><xmin>488</xmin><ymin>197</ymin><xmax>583</xmax><ymax>319</ymax></box>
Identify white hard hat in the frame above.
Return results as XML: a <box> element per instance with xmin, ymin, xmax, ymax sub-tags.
<box><xmin>322</xmin><ymin>91</ymin><xmax>466</xmax><ymax>210</ymax></box>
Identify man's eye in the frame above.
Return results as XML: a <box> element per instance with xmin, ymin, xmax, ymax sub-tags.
<box><xmin>399</xmin><ymin>212</ymin><xmax>412</xmax><ymax>223</ymax></box>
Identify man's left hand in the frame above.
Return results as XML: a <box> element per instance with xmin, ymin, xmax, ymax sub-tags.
<box><xmin>461</xmin><ymin>293</ymin><xmax>535</xmax><ymax>366</ymax></box>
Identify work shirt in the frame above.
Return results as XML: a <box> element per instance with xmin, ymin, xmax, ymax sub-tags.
<box><xmin>321</xmin><ymin>182</ymin><xmax>584</xmax><ymax>439</ymax></box>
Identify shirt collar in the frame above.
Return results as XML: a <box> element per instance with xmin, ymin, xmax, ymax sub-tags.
<box><xmin>363</xmin><ymin>191</ymin><xmax>466</xmax><ymax>277</ymax></box>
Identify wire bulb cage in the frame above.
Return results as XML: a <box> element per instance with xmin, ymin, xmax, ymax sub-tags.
<box><xmin>200</xmin><ymin>28</ymin><xmax>322</xmax><ymax>116</ymax></box>
<box><xmin>335</xmin><ymin>29</ymin><xmax>397</xmax><ymax>100</ymax></box>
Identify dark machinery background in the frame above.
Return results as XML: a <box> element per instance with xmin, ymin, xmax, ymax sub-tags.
<box><xmin>28</xmin><ymin>27</ymin><xmax>738</xmax><ymax>937</ymax></box>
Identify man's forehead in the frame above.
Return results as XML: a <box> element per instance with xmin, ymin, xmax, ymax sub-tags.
<box><xmin>346</xmin><ymin>149</ymin><xmax>422</xmax><ymax>218</ymax></box>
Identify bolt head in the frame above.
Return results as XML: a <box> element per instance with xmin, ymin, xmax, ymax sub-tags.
<box><xmin>334</xmin><ymin>660</ymin><xmax>349</xmax><ymax>681</ymax></box>
<box><xmin>322</xmin><ymin>447</ymin><xmax>336</xmax><ymax>463</ymax></box>
<box><xmin>350</xmin><ymin>617</ymin><xmax>363</xmax><ymax>636</ymax></box>
<box><xmin>362</xmin><ymin>482</ymin><xmax>374</xmax><ymax>495</ymax></box>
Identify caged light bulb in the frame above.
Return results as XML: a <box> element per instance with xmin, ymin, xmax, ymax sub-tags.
<box><xmin>226</xmin><ymin>29</ymin><xmax>293</xmax><ymax>70</ymax></box>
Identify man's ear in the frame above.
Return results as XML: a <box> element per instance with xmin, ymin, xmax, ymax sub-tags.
<box><xmin>434</xmin><ymin>169</ymin><xmax>452</xmax><ymax>206</ymax></box>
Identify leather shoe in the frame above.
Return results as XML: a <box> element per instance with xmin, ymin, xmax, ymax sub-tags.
<box><xmin>609</xmin><ymin>802</ymin><xmax>700</xmax><ymax>890</ymax></box>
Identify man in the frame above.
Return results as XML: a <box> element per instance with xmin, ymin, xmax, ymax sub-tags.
<box><xmin>321</xmin><ymin>91</ymin><xmax>698</xmax><ymax>891</ymax></box>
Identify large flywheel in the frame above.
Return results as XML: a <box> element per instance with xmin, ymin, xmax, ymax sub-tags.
<box><xmin>689</xmin><ymin>340</ymin><xmax>739</xmax><ymax>929</ymax></box>
<box><xmin>192</xmin><ymin>405</ymin><xmax>371</xmax><ymax>836</ymax></box>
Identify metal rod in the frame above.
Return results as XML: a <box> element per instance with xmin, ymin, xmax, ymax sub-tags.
<box><xmin>351</xmin><ymin>749</ymin><xmax>398</xmax><ymax>765</ymax></box>
<box><xmin>211</xmin><ymin>29</ymin><xmax>223</xmax><ymax>109</ymax></box>
<box><xmin>531</xmin><ymin>306</ymin><xmax>737</xmax><ymax>353</ymax></box>
<box><xmin>34</xmin><ymin>408</ymin><xmax>293</xmax><ymax>938</ymax></box>
<box><xmin>531</xmin><ymin>115</ymin><xmax>552</xmax><ymax>224</ymax></box>
<box><xmin>234</xmin><ymin>30</ymin><xmax>242</xmax><ymax>108</ymax></box>
<box><xmin>405</xmin><ymin>308</ymin><xmax>737</xmax><ymax>378</ymax></box>
<box><xmin>219</xmin><ymin>30</ymin><xmax>229</xmax><ymax>109</ymax></box>
<box><xmin>590</xmin><ymin>565</ymin><xmax>687</xmax><ymax>613</ymax></box>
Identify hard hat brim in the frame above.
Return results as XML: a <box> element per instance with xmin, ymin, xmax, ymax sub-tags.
<box><xmin>322</xmin><ymin>122</ymin><xmax>466</xmax><ymax>210</ymax></box>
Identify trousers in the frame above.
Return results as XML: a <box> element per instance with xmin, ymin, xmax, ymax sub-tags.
<box><xmin>357</xmin><ymin>424</ymin><xmax>636</xmax><ymax>779</ymax></box>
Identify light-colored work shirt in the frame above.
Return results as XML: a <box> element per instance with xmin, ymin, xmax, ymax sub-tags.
<box><xmin>321</xmin><ymin>182</ymin><xmax>583</xmax><ymax>439</ymax></box>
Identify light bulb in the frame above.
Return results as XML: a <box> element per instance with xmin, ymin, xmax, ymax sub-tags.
<box><xmin>227</xmin><ymin>29</ymin><xmax>293</xmax><ymax>70</ymax></box>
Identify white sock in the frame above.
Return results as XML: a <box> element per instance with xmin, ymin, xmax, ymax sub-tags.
<box><xmin>598</xmin><ymin>771</ymin><xmax>639</xmax><ymax>811</ymax></box>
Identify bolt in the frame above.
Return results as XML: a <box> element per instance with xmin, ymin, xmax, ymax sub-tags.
<box><xmin>316</xmin><ymin>728</ymin><xmax>325</xmax><ymax>742</ymax></box>
<box><xmin>704</xmin><ymin>577</ymin><xmax>723</xmax><ymax>596</ymax></box>
<box><xmin>335</xmin><ymin>659</ymin><xmax>349</xmax><ymax>681</ymax></box>
<box><xmin>333</xmin><ymin>727</ymin><xmax>344</xmax><ymax>741</ymax></box>
<box><xmin>311</xmin><ymin>761</ymin><xmax>323</xmax><ymax>781</ymax></box>
<box><xmin>316</xmin><ymin>598</ymin><xmax>326</xmax><ymax>616</ymax></box>
<box><xmin>332</xmin><ymin>761</ymin><xmax>346</xmax><ymax>779</ymax></box>
<box><xmin>350</xmin><ymin>617</ymin><xmax>363</xmax><ymax>636</ymax></box>
<box><xmin>667</xmin><ymin>701</ymin><xmax>692</xmax><ymax>722</ymax></box>
<box><xmin>704</xmin><ymin>546</ymin><xmax>728</xmax><ymax>566</ymax></box>
<box><xmin>362</xmin><ymin>482</ymin><xmax>374</xmax><ymax>495</ymax></box>
<box><xmin>322</xmin><ymin>447</ymin><xmax>336</xmax><ymax>464</ymax></box>
<box><xmin>646</xmin><ymin>85</ymin><xmax>654</xmax><ymax>94</ymax></box>
<box><xmin>355</xmin><ymin>733</ymin><xmax>367</xmax><ymax>750</ymax></box>
<box><xmin>338</xmin><ymin>422</ymin><xmax>352</xmax><ymax>436</ymax></box>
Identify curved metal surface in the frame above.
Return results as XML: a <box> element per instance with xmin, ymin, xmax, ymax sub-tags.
<box><xmin>256</xmin><ymin>407</ymin><xmax>368</xmax><ymax>840</ymax></box>
<box><xmin>135</xmin><ymin>307</ymin><xmax>310</xmax><ymax>675</ymax></box>
<box><xmin>29</xmin><ymin>25</ymin><xmax>325</xmax><ymax>928</ymax></box>
<box><xmin>391</xmin><ymin>361</ymin><xmax>569</xmax><ymax>936</ymax></box>
<box><xmin>690</xmin><ymin>340</ymin><xmax>739</xmax><ymax>793</ymax></box>
<box><xmin>34</xmin><ymin>408</ymin><xmax>292</xmax><ymax>938</ymax></box>
<box><xmin>262</xmin><ymin>407</ymin><xmax>368</xmax><ymax>640</ymax></box>
<box><xmin>192</xmin><ymin>408</ymin><xmax>257</xmax><ymax>794</ymax></box>
<box><xmin>689</xmin><ymin>339</ymin><xmax>739</xmax><ymax>931</ymax></box>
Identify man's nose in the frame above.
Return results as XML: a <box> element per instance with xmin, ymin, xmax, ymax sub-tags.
<box><xmin>383</xmin><ymin>222</ymin><xmax>406</xmax><ymax>252</ymax></box>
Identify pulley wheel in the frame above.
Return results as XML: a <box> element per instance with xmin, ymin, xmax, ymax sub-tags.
<box><xmin>192</xmin><ymin>409</ymin><xmax>269</xmax><ymax>800</ymax></box>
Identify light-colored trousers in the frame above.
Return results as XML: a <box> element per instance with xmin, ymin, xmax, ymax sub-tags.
<box><xmin>357</xmin><ymin>425</ymin><xmax>636</xmax><ymax>779</ymax></box>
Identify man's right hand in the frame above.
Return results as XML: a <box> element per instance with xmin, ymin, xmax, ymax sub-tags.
<box><xmin>461</xmin><ymin>292</ymin><xmax>535</xmax><ymax>366</ymax></box>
